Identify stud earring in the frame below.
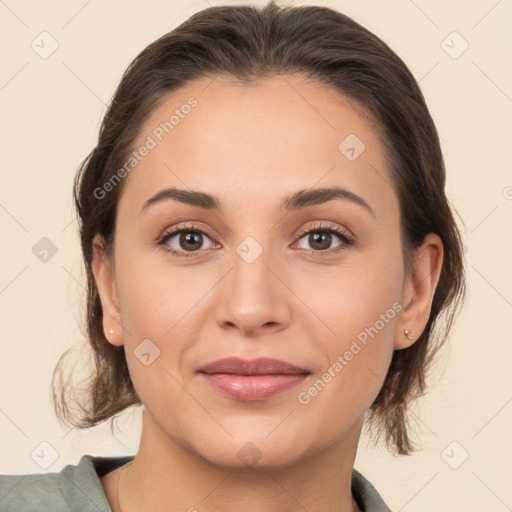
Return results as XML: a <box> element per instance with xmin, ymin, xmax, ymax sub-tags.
<box><xmin>404</xmin><ymin>329</ymin><xmax>413</xmax><ymax>340</ymax></box>
<box><xmin>109</xmin><ymin>328</ymin><xmax>114</xmax><ymax>335</ymax></box>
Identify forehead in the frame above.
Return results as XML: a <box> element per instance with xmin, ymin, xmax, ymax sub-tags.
<box><xmin>118</xmin><ymin>74</ymin><xmax>398</xmax><ymax>225</ymax></box>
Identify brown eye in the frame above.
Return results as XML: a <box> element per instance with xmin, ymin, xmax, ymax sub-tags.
<box><xmin>295</xmin><ymin>223</ymin><xmax>354</xmax><ymax>254</ymax></box>
<box><xmin>175</xmin><ymin>232</ymin><xmax>204</xmax><ymax>252</ymax></box>
<box><xmin>158</xmin><ymin>223</ymin><xmax>218</xmax><ymax>258</ymax></box>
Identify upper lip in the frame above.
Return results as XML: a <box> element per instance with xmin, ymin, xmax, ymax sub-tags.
<box><xmin>199</xmin><ymin>357</ymin><xmax>310</xmax><ymax>375</ymax></box>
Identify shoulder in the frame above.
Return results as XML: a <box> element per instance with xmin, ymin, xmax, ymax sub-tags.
<box><xmin>352</xmin><ymin>468</ymin><xmax>393</xmax><ymax>512</ymax></box>
<box><xmin>0</xmin><ymin>454</ymin><xmax>134</xmax><ymax>512</ymax></box>
<box><xmin>0</xmin><ymin>469</ymin><xmax>62</xmax><ymax>511</ymax></box>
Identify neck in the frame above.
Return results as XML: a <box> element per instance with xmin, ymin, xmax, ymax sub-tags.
<box><xmin>116</xmin><ymin>410</ymin><xmax>363</xmax><ymax>512</ymax></box>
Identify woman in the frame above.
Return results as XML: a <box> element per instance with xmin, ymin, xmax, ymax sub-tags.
<box><xmin>0</xmin><ymin>1</ymin><xmax>466</xmax><ymax>511</ymax></box>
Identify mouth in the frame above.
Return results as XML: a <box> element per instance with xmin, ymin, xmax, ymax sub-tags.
<box><xmin>198</xmin><ymin>357</ymin><xmax>310</xmax><ymax>401</ymax></box>
<box><xmin>199</xmin><ymin>356</ymin><xmax>310</xmax><ymax>375</ymax></box>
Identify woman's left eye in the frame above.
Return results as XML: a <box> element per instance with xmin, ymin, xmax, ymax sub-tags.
<box><xmin>157</xmin><ymin>222</ymin><xmax>354</xmax><ymax>258</ymax></box>
<box><xmin>294</xmin><ymin>224</ymin><xmax>354</xmax><ymax>254</ymax></box>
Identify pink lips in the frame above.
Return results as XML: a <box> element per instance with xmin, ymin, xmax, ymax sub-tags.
<box><xmin>198</xmin><ymin>357</ymin><xmax>310</xmax><ymax>401</ymax></box>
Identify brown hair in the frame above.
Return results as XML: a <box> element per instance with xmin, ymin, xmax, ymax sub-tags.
<box><xmin>52</xmin><ymin>0</ymin><xmax>466</xmax><ymax>455</ymax></box>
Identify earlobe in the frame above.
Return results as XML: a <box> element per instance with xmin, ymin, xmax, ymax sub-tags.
<box><xmin>91</xmin><ymin>233</ymin><xmax>124</xmax><ymax>347</ymax></box>
<box><xmin>395</xmin><ymin>233</ymin><xmax>444</xmax><ymax>350</ymax></box>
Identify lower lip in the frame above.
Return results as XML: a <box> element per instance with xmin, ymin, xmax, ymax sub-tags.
<box><xmin>200</xmin><ymin>373</ymin><xmax>309</xmax><ymax>401</ymax></box>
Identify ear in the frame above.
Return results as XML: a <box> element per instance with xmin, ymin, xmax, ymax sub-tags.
<box><xmin>395</xmin><ymin>233</ymin><xmax>444</xmax><ymax>350</ymax></box>
<box><xmin>91</xmin><ymin>233</ymin><xmax>123</xmax><ymax>347</ymax></box>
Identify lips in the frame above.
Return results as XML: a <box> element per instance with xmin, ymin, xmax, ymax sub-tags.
<box><xmin>198</xmin><ymin>357</ymin><xmax>310</xmax><ymax>401</ymax></box>
<box><xmin>198</xmin><ymin>357</ymin><xmax>310</xmax><ymax>376</ymax></box>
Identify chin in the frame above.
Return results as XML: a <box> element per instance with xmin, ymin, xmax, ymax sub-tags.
<box><xmin>192</xmin><ymin>434</ymin><xmax>309</xmax><ymax>472</ymax></box>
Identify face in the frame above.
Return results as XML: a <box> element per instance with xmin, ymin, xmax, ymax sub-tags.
<box><xmin>93</xmin><ymin>74</ymin><xmax>431</xmax><ymax>470</ymax></box>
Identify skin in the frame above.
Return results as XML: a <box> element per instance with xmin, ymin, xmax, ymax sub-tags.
<box><xmin>92</xmin><ymin>73</ymin><xmax>443</xmax><ymax>512</ymax></box>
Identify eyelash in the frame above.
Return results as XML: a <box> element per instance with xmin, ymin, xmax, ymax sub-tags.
<box><xmin>156</xmin><ymin>222</ymin><xmax>355</xmax><ymax>259</ymax></box>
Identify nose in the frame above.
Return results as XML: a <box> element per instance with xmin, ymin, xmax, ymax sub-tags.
<box><xmin>214</xmin><ymin>247</ymin><xmax>291</xmax><ymax>337</ymax></box>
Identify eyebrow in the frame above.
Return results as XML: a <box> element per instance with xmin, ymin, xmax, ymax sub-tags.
<box><xmin>140</xmin><ymin>186</ymin><xmax>375</xmax><ymax>218</ymax></box>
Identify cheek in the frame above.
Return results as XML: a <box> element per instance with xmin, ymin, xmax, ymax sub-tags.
<box><xmin>298</xmin><ymin>293</ymin><xmax>397</xmax><ymax>424</ymax></box>
<box><xmin>294</xmin><ymin>257</ymin><xmax>400</xmax><ymax>400</ymax></box>
<box><xmin>114</xmin><ymin>248</ymin><xmax>198</xmax><ymax>333</ymax></box>
<box><xmin>114</xmin><ymin>254</ymin><xmax>217</xmax><ymax>385</ymax></box>
<box><xmin>294</xmin><ymin>254</ymin><xmax>402</xmax><ymax>341</ymax></box>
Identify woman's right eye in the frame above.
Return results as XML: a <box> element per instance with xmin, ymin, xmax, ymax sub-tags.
<box><xmin>158</xmin><ymin>224</ymin><xmax>217</xmax><ymax>258</ymax></box>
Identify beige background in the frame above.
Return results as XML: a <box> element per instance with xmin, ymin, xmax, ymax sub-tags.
<box><xmin>1</xmin><ymin>0</ymin><xmax>511</xmax><ymax>510</ymax></box>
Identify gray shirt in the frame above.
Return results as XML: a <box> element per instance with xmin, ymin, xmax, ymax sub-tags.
<box><xmin>0</xmin><ymin>454</ymin><xmax>392</xmax><ymax>511</ymax></box>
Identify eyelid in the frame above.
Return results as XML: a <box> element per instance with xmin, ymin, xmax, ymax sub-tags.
<box><xmin>156</xmin><ymin>220</ymin><xmax>215</xmax><ymax>241</ymax></box>
<box><xmin>155</xmin><ymin>221</ymin><xmax>219</xmax><ymax>250</ymax></box>
<box><xmin>294</xmin><ymin>222</ymin><xmax>354</xmax><ymax>244</ymax></box>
